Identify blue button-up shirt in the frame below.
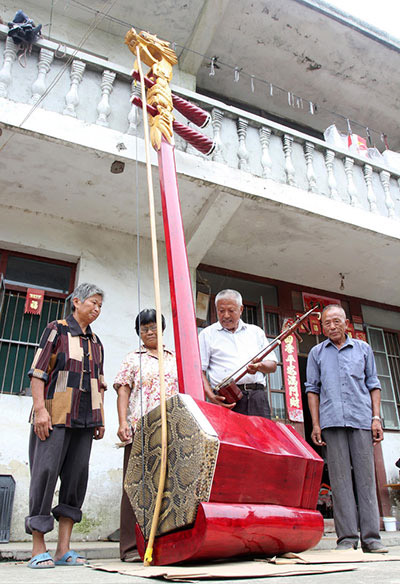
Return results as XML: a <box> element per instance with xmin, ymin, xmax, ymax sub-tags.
<box><xmin>305</xmin><ymin>336</ymin><xmax>381</xmax><ymax>430</ymax></box>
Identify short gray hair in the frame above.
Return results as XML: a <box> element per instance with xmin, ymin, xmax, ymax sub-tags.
<box><xmin>322</xmin><ymin>304</ymin><xmax>346</xmax><ymax>320</ymax></box>
<box><xmin>72</xmin><ymin>282</ymin><xmax>104</xmax><ymax>311</ymax></box>
<box><xmin>215</xmin><ymin>289</ymin><xmax>242</xmax><ymax>308</ymax></box>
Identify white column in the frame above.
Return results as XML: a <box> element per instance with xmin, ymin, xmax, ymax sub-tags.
<box><xmin>126</xmin><ymin>81</ymin><xmax>142</xmax><ymax>135</ymax></box>
<box><xmin>63</xmin><ymin>60</ymin><xmax>86</xmax><ymax>117</ymax></box>
<box><xmin>344</xmin><ymin>157</ymin><xmax>361</xmax><ymax>207</ymax></box>
<box><xmin>259</xmin><ymin>126</ymin><xmax>272</xmax><ymax>179</ymax></box>
<box><xmin>363</xmin><ymin>164</ymin><xmax>378</xmax><ymax>213</ymax></box>
<box><xmin>96</xmin><ymin>70</ymin><xmax>116</xmax><ymax>127</ymax></box>
<box><xmin>0</xmin><ymin>37</ymin><xmax>18</xmax><ymax>98</ymax></box>
<box><xmin>283</xmin><ymin>134</ymin><xmax>296</xmax><ymax>186</ymax></box>
<box><xmin>30</xmin><ymin>48</ymin><xmax>54</xmax><ymax>104</ymax></box>
<box><xmin>325</xmin><ymin>150</ymin><xmax>340</xmax><ymax>201</ymax></box>
<box><xmin>237</xmin><ymin>118</ymin><xmax>250</xmax><ymax>171</ymax></box>
<box><xmin>211</xmin><ymin>108</ymin><xmax>225</xmax><ymax>163</ymax></box>
<box><xmin>380</xmin><ymin>170</ymin><xmax>396</xmax><ymax>218</ymax></box>
<box><xmin>304</xmin><ymin>142</ymin><xmax>317</xmax><ymax>193</ymax></box>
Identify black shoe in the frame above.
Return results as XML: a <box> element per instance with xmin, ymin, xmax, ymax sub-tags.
<box><xmin>362</xmin><ymin>543</ymin><xmax>388</xmax><ymax>553</ymax></box>
<box><xmin>335</xmin><ymin>542</ymin><xmax>357</xmax><ymax>551</ymax></box>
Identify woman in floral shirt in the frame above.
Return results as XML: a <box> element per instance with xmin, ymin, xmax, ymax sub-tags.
<box><xmin>113</xmin><ymin>309</ymin><xmax>178</xmax><ymax>561</ymax></box>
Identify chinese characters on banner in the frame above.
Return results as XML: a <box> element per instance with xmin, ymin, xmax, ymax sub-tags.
<box><xmin>302</xmin><ymin>292</ymin><xmax>368</xmax><ymax>341</ymax></box>
<box><xmin>24</xmin><ymin>288</ymin><xmax>45</xmax><ymax>315</ymax></box>
<box><xmin>302</xmin><ymin>292</ymin><xmax>341</xmax><ymax>312</ymax></box>
<box><xmin>281</xmin><ymin>322</ymin><xmax>304</xmax><ymax>422</ymax></box>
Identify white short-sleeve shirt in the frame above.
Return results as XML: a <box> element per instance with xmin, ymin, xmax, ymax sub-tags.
<box><xmin>198</xmin><ymin>319</ymin><xmax>277</xmax><ymax>388</ymax></box>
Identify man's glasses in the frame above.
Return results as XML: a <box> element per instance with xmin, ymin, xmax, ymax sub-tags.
<box><xmin>140</xmin><ymin>324</ymin><xmax>157</xmax><ymax>334</ymax></box>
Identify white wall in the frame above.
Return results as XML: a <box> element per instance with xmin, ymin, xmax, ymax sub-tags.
<box><xmin>381</xmin><ymin>432</ymin><xmax>400</xmax><ymax>484</ymax></box>
<box><xmin>0</xmin><ymin>204</ymin><xmax>180</xmax><ymax>541</ymax></box>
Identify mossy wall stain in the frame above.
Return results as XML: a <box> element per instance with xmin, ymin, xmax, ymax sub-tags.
<box><xmin>74</xmin><ymin>514</ymin><xmax>101</xmax><ymax>535</ymax></box>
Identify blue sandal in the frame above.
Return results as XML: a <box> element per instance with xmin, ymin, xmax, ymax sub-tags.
<box><xmin>55</xmin><ymin>550</ymin><xmax>87</xmax><ymax>566</ymax></box>
<box><xmin>28</xmin><ymin>551</ymin><xmax>55</xmax><ymax>569</ymax></box>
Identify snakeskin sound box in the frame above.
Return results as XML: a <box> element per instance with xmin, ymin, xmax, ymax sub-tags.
<box><xmin>125</xmin><ymin>394</ymin><xmax>323</xmax><ymax>564</ymax></box>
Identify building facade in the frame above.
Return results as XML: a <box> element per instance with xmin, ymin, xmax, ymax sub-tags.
<box><xmin>0</xmin><ymin>0</ymin><xmax>399</xmax><ymax>540</ymax></box>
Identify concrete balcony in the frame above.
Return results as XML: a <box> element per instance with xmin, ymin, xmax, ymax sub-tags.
<box><xmin>1</xmin><ymin>27</ymin><xmax>399</xmax><ymax>220</ymax></box>
<box><xmin>0</xmin><ymin>28</ymin><xmax>399</xmax><ymax>305</ymax></box>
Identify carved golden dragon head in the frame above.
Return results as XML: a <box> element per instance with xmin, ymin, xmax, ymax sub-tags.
<box><xmin>125</xmin><ymin>28</ymin><xmax>177</xmax><ymax>82</ymax></box>
<box><xmin>125</xmin><ymin>28</ymin><xmax>178</xmax><ymax>149</ymax></box>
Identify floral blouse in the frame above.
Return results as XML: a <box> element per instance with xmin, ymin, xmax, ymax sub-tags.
<box><xmin>113</xmin><ymin>346</ymin><xmax>179</xmax><ymax>431</ymax></box>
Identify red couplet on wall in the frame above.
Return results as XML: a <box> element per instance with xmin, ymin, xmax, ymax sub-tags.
<box><xmin>281</xmin><ymin>332</ymin><xmax>304</xmax><ymax>422</ymax></box>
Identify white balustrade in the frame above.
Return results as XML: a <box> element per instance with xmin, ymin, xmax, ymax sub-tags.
<box><xmin>304</xmin><ymin>142</ymin><xmax>317</xmax><ymax>193</ymax></box>
<box><xmin>96</xmin><ymin>70</ymin><xmax>116</xmax><ymax>127</ymax></box>
<box><xmin>0</xmin><ymin>37</ymin><xmax>17</xmax><ymax>98</ymax></box>
<box><xmin>363</xmin><ymin>164</ymin><xmax>378</xmax><ymax>213</ymax></box>
<box><xmin>63</xmin><ymin>60</ymin><xmax>85</xmax><ymax>117</ymax></box>
<box><xmin>126</xmin><ymin>81</ymin><xmax>142</xmax><ymax>135</ymax></box>
<box><xmin>283</xmin><ymin>134</ymin><xmax>296</xmax><ymax>186</ymax></box>
<box><xmin>259</xmin><ymin>126</ymin><xmax>272</xmax><ymax>179</ymax></box>
<box><xmin>1</xmin><ymin>31</ymin><xmax>400</xmax><ymax>223</ymax></box>
<box><xmin>31</xmin><ymin>48</ymin><xmax>54</xmax><ymax>104</ymax></box>
<box><xmin>325</xmin><ymin>150</ymin><xmax>341</xmax><ymax>201</ymax></box>
<box><xmin>211</xmin><ymin>108</ymin><xmax>225</xmax><ymax>163</ymax></box>
<box><xmin>380</xmin><ymin>170</ymin><xmax>396</xmax><ymax>218</ymax></box>
<box><xmin>344</xmin><ymin>157</ymin><xmax>361</xmax><ymax>207</ymax></box>
<box><xmin>237</xmin><ymin>118</ymin><xmax>250</xmax><ymax>171</ymax></box>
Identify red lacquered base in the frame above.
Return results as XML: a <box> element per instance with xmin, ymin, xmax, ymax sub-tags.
<box><xmin>136</xmin><ymin>502</ymin><xmax>323</xmax><ymax>565</ymax></box>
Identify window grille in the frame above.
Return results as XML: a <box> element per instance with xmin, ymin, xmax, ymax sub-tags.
<box><xmin>0</xmin><ymin>291</ymin><xmax>65</xmax><ymax>395</ymax></box>
<box><xmin>384</xmin><ymin>331</ymin><xmax>400</xmax><ymax>424</ymax></box>
<box><xmin>367</xmin><ymin>326</ymin><xmax>400</xmax><ymax>429</ymax></box>
<box><xmin>265</xmin><ymin>311</ymin><xmax>286</xmax><ymax>420</ymax></box>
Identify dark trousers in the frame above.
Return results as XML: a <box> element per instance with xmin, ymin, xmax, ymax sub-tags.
<box><xmin>120</xmin><ymin>442</ymin><xmax>137</xmax><ymax>560</ymax></box>
<box><xmin>25</xmin><ymin>426</ymin><xmax>93</xmax><ymax>534</ymax></box>
<box><xmin>322</xmin><ymin>427</ymin><xmax>381</xmax><ymax>548</ymax></box>
<box><xmin>233</xmin><ymin>389</ymin><xmax>271</xmax><ymax>418</ymax></box>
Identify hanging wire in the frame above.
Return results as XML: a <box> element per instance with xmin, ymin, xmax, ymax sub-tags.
<box><xmin>63</xmin><ymin>0</ymin><xmax>388</xmax><ymax>142</ymax></box>
<box><xmin>0</xmin><ymin>0</ymin><xmax>119</xmax><ymax>154</ymax></box>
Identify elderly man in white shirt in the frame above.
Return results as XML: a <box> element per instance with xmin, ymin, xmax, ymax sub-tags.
<box><xmin>199</xmin><ymin>289</ymin><xmax>277</xmax><ymax>417</ymax></box>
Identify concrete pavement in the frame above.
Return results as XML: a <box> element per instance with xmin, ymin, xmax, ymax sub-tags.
<box><xmin>1</xmin><ymin>535</ymin><xmax>400</xmax><ymax>584</ymax></box>
<box><xmin>1</xmin><ymin>547</ymin><xmax>400</xmax><ymax>584</ymax></box>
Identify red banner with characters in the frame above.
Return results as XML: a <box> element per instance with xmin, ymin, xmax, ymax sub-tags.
<box><xmin>281</xmin><ymin>319</ymin><xmax>304</xmax><ymax>423</ymax></box>
<box><xmin>302</xmin><ymin>293</ymin><xmax>341</xmax><ymax>312</ymax></box>
<box><xmin>24</xmin><ymin>288</ymin><xmax>45</xmax><ymax>315</ymax></box>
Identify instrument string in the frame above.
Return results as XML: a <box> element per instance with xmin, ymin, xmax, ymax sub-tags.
<box><xmin>134</xmin><ymin>103</ymin><xmax>147</xmax><ymax>540</ymax></box>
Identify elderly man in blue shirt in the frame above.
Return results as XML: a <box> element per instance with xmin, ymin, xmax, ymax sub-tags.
<box><xmin>305</xmin><ymin>304</ymin><xmax>386</xmax><ymax>553</ymax></box>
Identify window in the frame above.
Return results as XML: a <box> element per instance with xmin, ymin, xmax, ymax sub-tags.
<box><xmin>367</xmin><ymin>326</ymin><xmax>400</xmax><ymax>429</ymax></box>
<box><xmin>384</xmin><ymin>332</ymin><xmax>400</xmax><ymax>424</ymax></box>
<box><xmin>0</xmin><ymin>250</ymin><xmax>75</xmax><ymax>395</ymax></box>
<box><xmin>264</xmin><ymin>311</ymin><xmax>286</xmax><ymax>420</ymax></box>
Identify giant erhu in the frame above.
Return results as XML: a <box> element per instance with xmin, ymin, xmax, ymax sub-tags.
<box><xmin>124</xmin><ymin>29</ymin><xmax>324</xmax><ymax>566</ymax></box>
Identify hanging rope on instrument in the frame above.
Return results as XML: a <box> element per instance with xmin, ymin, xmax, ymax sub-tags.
<box><xmin>134</xmin><ymin>45</ymin><xmax>168</xmax><ymax>567</ymax></box>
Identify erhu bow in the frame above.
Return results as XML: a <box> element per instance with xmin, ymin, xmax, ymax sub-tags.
<box><xmin>124</xmin><ymin>29</ymin><xmax>324</xmax><ymax>566</ymax></box>
<box><xmin>215</xmin><ymin>305</ymin><xmax>320</xmax><ymax>404</ymax></box>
